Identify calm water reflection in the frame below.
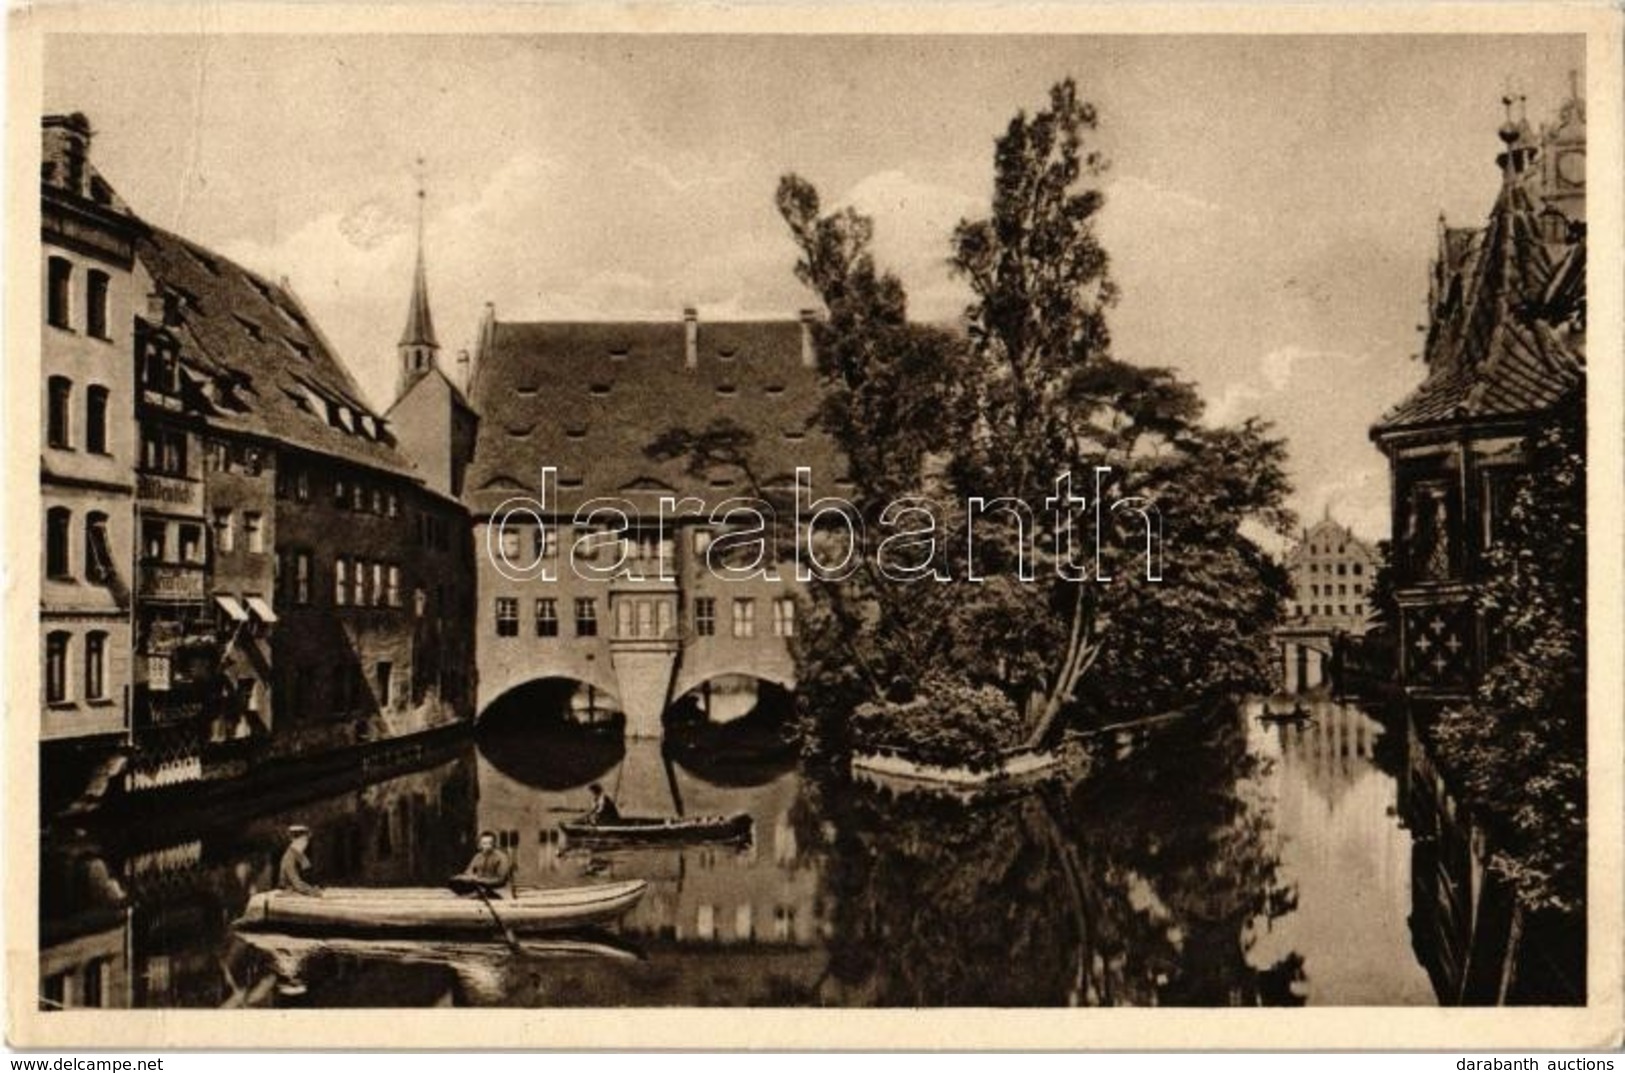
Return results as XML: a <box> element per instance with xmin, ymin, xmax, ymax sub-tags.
<box><xmin>41</xmin><ymin>698</ymin><xmax>1439</xmax><ymax>1007</ymax></box>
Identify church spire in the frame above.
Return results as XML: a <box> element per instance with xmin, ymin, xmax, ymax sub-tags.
<box><xmin>396</xmin><ymin>159</ymin><xmax>440</xmax><ymax>401</ymax></box>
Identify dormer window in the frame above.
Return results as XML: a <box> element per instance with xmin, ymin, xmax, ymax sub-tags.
<box><xmin>716</xmin><ymin>385</ymin><xmax>737</xmax><ymax>397</ymax></box>
<box><xmin>565</xmin><ymin>428</ymin><xmax>588</xmax><ymax>440</ymax></box>
<box><xmin>589</xmin><ymin>383</ymin><xmax>611</xmax><ymax>396</ymax></box>
<box><xmin>764</xmin><ymin>384</ymin><xmax>786</xmax><ymax>395</ymax></box>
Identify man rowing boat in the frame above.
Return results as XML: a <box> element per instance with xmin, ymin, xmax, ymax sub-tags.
<box><xmin>449</xmin><ymin>830</ymin><xmax>514</xmax><ymax>898</ymax></box>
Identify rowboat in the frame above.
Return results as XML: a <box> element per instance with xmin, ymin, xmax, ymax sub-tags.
<box><xmin>233</xmin><ymin>879</ymin><xmax>647</xmax><ymax>935</ymax></box>
<box><xmin>559</xmin><ymin>813</ymin><xmax>753</xmax><ymax>845</ymax></box>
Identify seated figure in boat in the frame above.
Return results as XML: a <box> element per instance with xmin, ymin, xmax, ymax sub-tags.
<box><xmin>278</xmin><ymin>825</ymin><xmax>323</xmax><ymax>897</ymax></box>
<box><xmin>451</xmin><ymin>830</ymin><xmax>514</xmax><ymax>897</ymax></box>
<box><xmin>585</xmin><ymin>783</ymin><xmax>620</xmax><ymax>825</ymax></box>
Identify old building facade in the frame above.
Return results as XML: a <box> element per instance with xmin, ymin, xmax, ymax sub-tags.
<box><xmin>1275</xmin><ymin>512</ymin><xmax>1382</xmax><ymax>692</ymax></box>
<box><xmin>463</xmin><ymin>308</ymin><xmax>841</xmax><ymax>737</ymax></box>
<box><xmin>40</xmin><ymin>114</ymin><xmax>142</xmax><ymax>811</ymax></box>
<box><xmin>1370</xmin><ymin>85</ymin><xmax>1585</xmax><ymax>702</ymax></box>
<box><xmin>39</xmin><ymin>114</ymin><xmax>477</xmax><ymax>809</ymax></box>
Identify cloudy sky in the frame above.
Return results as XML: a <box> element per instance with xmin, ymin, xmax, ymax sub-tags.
<box><xmin>46</xmin><ymin>32</ymin><xmax>1582</xmax><ymax>540</ymax></box>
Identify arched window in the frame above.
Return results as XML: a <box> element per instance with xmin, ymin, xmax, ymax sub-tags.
<box><xmin>84</xmin><ymin>631</ymin><xmax>107</xmax><ymax>701</ymax></box>
<box><xmin>84</xmin><ymin>512</ymin><xmax>112</xmax><ymax>584</ymax></box>
<box><xmin>86</xmin><ymin>270</ymin><xmax>111</xmax><ymax>339</ymax></box>
<box><xmin>46</xmin><ymin>507</ymin><xmax>72</xmax><ymax>578</ymax></box>
<box><xmin>47</xmin><ymin>256</ymin><xmax>72</xmax><ymax>329</ymax></box>
<box><xmin>45</xmin><ymin>631</ymin><xmax>70</xmax><ymax>704</ymax></box>
<box><xmin>85</xmin><ymin>386</ymin><xmax>109</xmax><ymax>454</ymax></box>
<box><xmin>47</xmin><ymin>376</ymin><xmax>72</xmax><ymax>449</ymax></box>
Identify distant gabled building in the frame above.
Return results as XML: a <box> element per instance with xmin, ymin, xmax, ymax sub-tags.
<box><xmin>1370</xmin><ymin>86</ymin><xmax>1585</xmax><ymax>702</ymax></box>
<box><xmin>462</xmin><ymin>307</ymin><xmax>844</xmax><ymax>737</ymax></box>
<box><xmin>1275</xmin><ymin>511</ymin><xmax>1382</xmax><ymax>692</ymax></box>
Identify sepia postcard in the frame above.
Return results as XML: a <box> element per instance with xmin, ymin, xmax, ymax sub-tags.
<box><xmin>6</xmin><ymin>1</ymin><xmax>1623</xmax><ymax>1051</ymax></box>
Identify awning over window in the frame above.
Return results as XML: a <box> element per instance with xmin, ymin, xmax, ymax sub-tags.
<box><xmin>244</xmin><ymin>595</ymin><xmax>279</xmax><ymax>624</ymax></box>
<box><xmin>214</xmin><ymin>595</ymin><xmax>249</xmax><ymax>622</ymax></box>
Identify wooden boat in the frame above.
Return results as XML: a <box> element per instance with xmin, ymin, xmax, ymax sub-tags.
<box><xmin>559</xmin><ymin>812</ymin><xmax>752</xmax><ymax>845</ymax></box>
<box><xmin>233</xmin><ymin>879</ymin><xmax>647</xmax><ymax>936</ymax></box>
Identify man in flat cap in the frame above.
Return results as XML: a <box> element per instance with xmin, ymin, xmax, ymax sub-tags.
<box><xmin>278</xmin><ymin>825</ymin><xmax>323</xmax><ymax>896</ymax></box>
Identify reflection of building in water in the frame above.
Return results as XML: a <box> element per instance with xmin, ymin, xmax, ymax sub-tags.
<box><xmin>1244</xmin><ymin>700</ymin><xmax>1434</xmax><ymax>1005</ymax></box>
<box><xmin>40</xmin><ymin>841</ymin><xmax>133</xmax><ymax>1009</ymax></box>
<box><xmin>475</xmin><ymin>736</ymin><xmax>829</xmax><ymax>1002</ymax></box>
<box><xmin>40</xmin><ymin>748</ymin><xmax>477</xmax><ymax>1010</ymax></box>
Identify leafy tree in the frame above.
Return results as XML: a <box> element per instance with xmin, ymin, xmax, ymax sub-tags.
<box><xmin>1432</xmin><ymin>391</ymin><xmax>1586</xmax><ymax>915</ymax></box>
<box><xmin>659</xmin><ymin>79</ymin><xmax>1295</xmax><ymax>756</ymax></box>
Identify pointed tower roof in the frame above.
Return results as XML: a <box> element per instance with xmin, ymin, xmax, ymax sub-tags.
<box><xmin>1372</xmin><ymin>97</ymin><xmax>1582</xmax><ymax>436</ymax></box>
<box><xmin>399</xmin><ymin>167</ymin><xmax>438</xmax><ymax>350</ymax></box>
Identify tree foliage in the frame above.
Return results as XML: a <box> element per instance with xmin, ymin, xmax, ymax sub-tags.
<box><xmin>660</xmin><ymin>79</ymin><xmax>1295</xmax><ymax>758</ymax></box>
<box><xmin>1432</xmin><ymin>392</ymin><xmax>1586</xmax><ymax>915</ymax></box>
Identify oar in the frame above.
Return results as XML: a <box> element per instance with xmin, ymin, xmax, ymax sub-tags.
<box><xmin>455</xmin><ymin>876</ymin><xmax>521</xmax><ymax>953</ymax></box>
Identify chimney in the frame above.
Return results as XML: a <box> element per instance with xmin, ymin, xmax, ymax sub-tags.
<box><xmin>799</xmin><ymin>309</ymin><xmax>818</xmax><ymax>368</ymax></box>
<box><xmin>683</xmin><ymin>306</ymin><xmax>699</xmax><ymax>369</ymax></box>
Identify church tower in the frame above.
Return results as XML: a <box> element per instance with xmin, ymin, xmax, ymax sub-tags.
<box><xmin>396</xmin><ymin>167</ymin><xmax>440</xmax><ymax>402</ymax></box>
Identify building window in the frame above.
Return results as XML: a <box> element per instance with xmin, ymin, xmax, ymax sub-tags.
<box><xmin>371</xmin><ymin>561</ymin><xmax>385</xmax><ymax>607</ymax></box>
<box><xmin>1337</xmin><ymin>563</ymin><xmax>1346</xmax><ymax>576</ymax></box>
<box><xmin>84</xmin><ymin>512</ymin><xmax>113</xmax><ymax>584</ymax></box>
<box><xmin>1338</xmin><ymin>584</ymin><xmax>1347</xmax><ymax>596</ymax></box>
<box><xmin>773</xmin><ymin>598</ymin><xmax>795</xmax><ymax>637</ymax></box>
<box><xmin>47</xmin><ymin>376</ymin><xmax>72</xmax><ymax>449</ymax></box>
<box><xmin>238</xmin><ymin>513</ymin><xmax>261</xmax><ymax>552</ymax></box>
<box><xmin>1310</xmin><ymin>584</ymin><xmax>1319</xmax><ymax>597</ymax></box>
<box><xmin>85</xmin><ymin>386</ymin><xmax>109</xmax><ymax>454</ymax></box>
<box><xmin>335</xmin><ymin>557</ymin><xmax>350</xmax><ymax>606</ymax></box>
<box><xmin>213</xmin><ymin>509</ymin><xmax>235</xmax><ymax>554</ymax></box>
<box><xmin>376</xmin><ymin>662</ymin><xmax>393</xmax><ymax>708</ymax></box>
<box><xmin>86</xmin><ymin>270</ymin><xmax>110</xmax><ymax>339</ymax></box>
<box><xmin>178</xmin><ymin>523</ymin><xmax>203</xmax><ymax>564</ymax></box>
<box><xmin>1355</xmin><ymin>603</ymin><xmax>1364</xmax><ymax>615</ymax></box>
<box><xmin>84</xmin><ymin>631</ymin><xmax>106</xmax><ymax>701</ymax></box>
<box><xmin>694</xmin><ymin>597</ymin><xmax>716</xmax><ymax>637</ymax></box>
<box><xmin>141</xmin><ymin>519</ymin><xmax>166</xmax><ymax>562</ymax></box>
<box><xmin>46</xmin><ymin>631</ymin><xmax>69</xmax><ymax>704</ymax></box>
<box><xmin>1338</xmin><ymin>605</ymin><xmax>1347</xmax><ymax>615</ymax></box>
<box><xmin>1353</xmin><ymin>563</ymin><xmax>1363</xmax><ymax>576</ymax></box>
<box><xmin>574</xmin><ymin>598</ymin><xmax>598</xmax><ymax>637</ymax></box>
<box><xmin>499</xmin><ymin>527</ymin><xmax>521</xmax><ymax>560</ymax></box>
<box><xmin>536</xmin><ymin>598</ymin><xmax>558</xmax><ymax>637</ymax></box>
<box><xmin>333</xmin><ymin>478</ymin><xmax>347</xmax><ymax>507</ymax></box>
<box><xmin>82</xmin><ymin>959</ymin><xmax>108</xmax><ymax>1008</ymax></box>
<box><xmin>386</xmin><ymin>564</ymin><xmax>401</xmax><ymax>607</ymax></box>
<box><xmin>46</xmin><ymin>507</ymin><xmax>71</xmax><ymax>578</ymax></box>
<box><xmin>387</xmin><ymin>493</ymin><xmax>399</xmax><ymax>519</ymax></box>
<box><xmin>354</xmin><ymin>559</ymin><xmax>371</xmax><ymax>606</ymax></box>
<box><xmin>615</xmin><ymin>599</ymin><xmax>634</xmax><ymax>639</ymax></box>
<box><xmin>47</xmin><ymin>256</ymin><xmax>72</xmax><ymax>329</ymax></box>
<box><xmin>535</xmin><ymin>525</ymin><xmax>557</xmax><ymax>560</ymax></box>
<box><xmin>495</xmin><ymin>597</ymin><xmax>519</xmax><ymax>637</ymax></box>
<box><xmin>139</xmin><ymin>426</ymin><xmax>187</xmax><ymax>475</ymax></box>
<box><xmin>1354</xmin><ymin>583</ymin><xmax>1363</xmax><ymax>595</ymax></box>
<box><xmin>294</xmin><ymin>551</ymin><xmax>312</xmax><ymax>605</ymax></box>
<box><xmin>732</xmin><ymin>598</ymin><xmax>756</xmax><ymax>639</ymax></box>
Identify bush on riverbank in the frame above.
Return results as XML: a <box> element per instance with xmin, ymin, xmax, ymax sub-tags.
<box><xmin>850</xmin><ymin>680</ymin><xmax>1026</xmax><ymax>771</ymax></box>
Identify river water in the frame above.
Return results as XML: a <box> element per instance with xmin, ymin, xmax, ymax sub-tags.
<box><xmin>41</xmin><ymin>696</ymin><xmax>1442</xmax><ymax>1008</ymax></box>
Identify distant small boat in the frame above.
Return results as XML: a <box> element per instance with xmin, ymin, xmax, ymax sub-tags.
<box><xmin>559</xmin><ymin>813</ymin><xmax>753</xmax><ymax>845</ymax></box>
<box><xmin>233</xmin><ymin>880</ymin><xmax>647</xmax><ymax>936</ymax></box>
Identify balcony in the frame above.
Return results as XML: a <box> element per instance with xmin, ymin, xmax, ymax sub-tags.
<box><xmin>136</xmin><ymin>472</ymin><xmax>202</xmax><ymax>512</ymax></box>
<box><xmin>137</xmin><ymin>562</ymin><xmax>207</xmax><ymax>602</ymax></box>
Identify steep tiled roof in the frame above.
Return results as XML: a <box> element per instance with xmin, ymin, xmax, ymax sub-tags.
<box><xmin>137</xmin><ymin>226</ymin><xmax>420</xmax><ymax>478</ymax></box>
<box><xmin>464</xmin><ymin>318</ymin><xmax>845</xmax><ymax>515</ymax></box>
<box><xmin>1374</xmin><ymin>167</ymin><xmax>1584</xmax><ymax>436</ymax></box>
